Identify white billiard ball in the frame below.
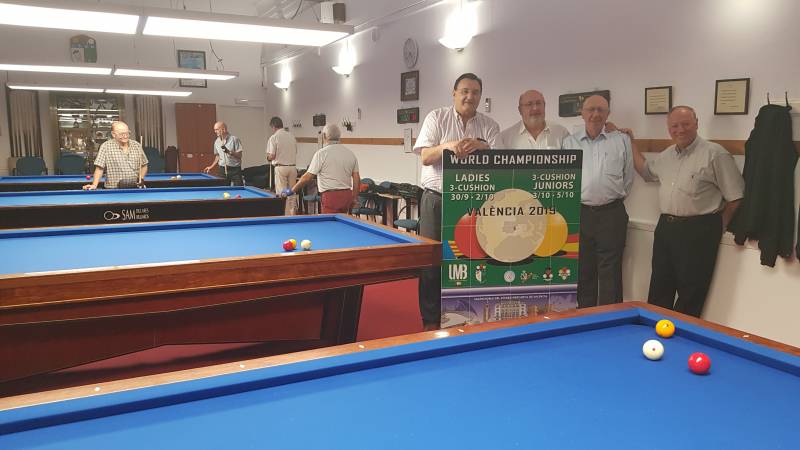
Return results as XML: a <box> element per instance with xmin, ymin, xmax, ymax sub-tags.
<box><xmin>176</xmin><ymin>175</ymin><xmax>182</xmax><ymax>179</ymax></box>
<box><xmin>642</xmin><ymin>339</ymin><xmax>664</xmax><ymax>361</ymax></box>
<box><xmin>300</xmin><ymin>239</ymin><xmax>312</xmax><ymax>250</ymax></box>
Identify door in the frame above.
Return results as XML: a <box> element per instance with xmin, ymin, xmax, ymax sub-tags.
<box><xmin>175</xmin><ymin>103</ymin><xmax>216</xmax><ymax>173</ymax></box>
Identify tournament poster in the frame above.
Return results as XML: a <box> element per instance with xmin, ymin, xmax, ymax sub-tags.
<box><xmin>440</xmin><ymin>149</ymin><xmax>582</xmax><ymax>327</ymax></box>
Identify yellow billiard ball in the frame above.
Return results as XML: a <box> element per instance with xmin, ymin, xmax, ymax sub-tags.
<box><xmin>656</xmin><ymin>319</ymin><xmax>675</xmax><ymax>338</ymax></box>
<box><xmin>223</xmin><ymin>192</ymin><xmax>231</xmax><ymax>199</ymax></box>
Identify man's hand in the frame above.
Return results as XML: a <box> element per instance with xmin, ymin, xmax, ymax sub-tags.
<box><xmin>280</xmin><ymin>188</ymin><xmax>294</xmax><ymax>197</ymax></box>
<box><xmin>605</xmin><ymin>121</ymin><xmax>634</xmax><ymax>139</ymax></box>
<box><xmin>82</xmin><ymin>184</ymin><xmax>96</xmax><ymax>190</ymax></box>
<box><xmin>453</xmin><ymin>138</ymin><xmax>490</xmax><ymax>157</ymax></box>
<box><xmin>203</xmin><ymin>166</ymin><xmax>212</xmax><ymax>174</ymax></box>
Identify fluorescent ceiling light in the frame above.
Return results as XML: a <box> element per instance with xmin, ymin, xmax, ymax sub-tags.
<box><xmin>332</xmin><ymin>65</ymin><xmax>353</xmax><ymax>76</ymax></box>
<box><xmin>143</xmin><ymin>13</ymin><xmax>351</xmax><ymax>46</ymax></box>
<box><xmin>105</xmin><ymin>89</ymin><xmax>192</xmax><ymax>97</ymax></box>
<box><xmin>273</xmin><ymin>81</ymin><xmax>290</xmax><ymax>90</ymax></box>
<box><xmin>0</xmin><ymin>63</ymin><xmax>112</xmax><ymax>75</ymax></box>
<box><xmin>0</xmin><ymin>3</ymin><xmax>138</xmax><ymax>34</ymax></box>
<box><xmin>7</xmin><ymin>84</ymin><xmax>103</xmax><ymax>92</ymax></box>
<box><xmin>113</xmin><ymin>67</ymin><xmax>238</xmax><ymax>81</ymax></box>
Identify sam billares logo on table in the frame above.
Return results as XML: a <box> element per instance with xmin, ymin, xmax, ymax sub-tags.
<box><xmin>104</xmin><ymin>208</ymin><xmax>150</xmax><ymax>222</ymax></box>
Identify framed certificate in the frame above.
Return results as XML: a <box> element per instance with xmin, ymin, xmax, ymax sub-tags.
<box><xmin>645</xmin><ymin>86</ymin><xmax>672</xmax><ymax>115</ymax></box>
<box><xmin>177</xmin><ymin>50</ymin><xmax>207</xmax><ymax>88</ymax></box>
<box><xmin>401</xmin><ymin>70</ymin><xmax>419</xmax><ymax>102</ymax></box>
<box><xmin>714</xmin><ymin>78</ymin><xmax>750</xmax><ymax>115</ymax></box>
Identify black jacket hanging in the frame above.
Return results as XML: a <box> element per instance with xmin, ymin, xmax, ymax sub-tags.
<box><xmin>728</xmin><ymin>104</ymin><xmax>797</xmax><ymax>267</ymax></box>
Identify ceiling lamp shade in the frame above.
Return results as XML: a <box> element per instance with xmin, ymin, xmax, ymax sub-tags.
<box><xmin>143</xmin><ymin>9</ymin><xmax>352</xmax><ymax>46</ymax></box>
<box><xmin>113</xmin><ymin>67</ymin><xmax>238</xmax><ymax>81</ymax></box>
<box><xmin>0</xmin><ymin>63</ymin><xmax>111</xmax><ymax>75</ymax></box>
<box><xmin>0</xmin><ymin>2</ymin><xmax>138</xmax><ymax>34</ymax></box>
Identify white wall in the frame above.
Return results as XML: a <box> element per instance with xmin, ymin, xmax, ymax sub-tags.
<box><xmin>262</xmin><ymin>0</ymin><xmax>800</xmax><ymax>345</ymax></box>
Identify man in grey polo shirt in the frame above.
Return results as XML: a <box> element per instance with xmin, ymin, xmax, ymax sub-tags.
<box><xmin>414</xmin><ymin>72</ymin><xmax>500</xmax><ymax>330</ymax></box>
<box><xmin>204</xmin><ymin>121</ymin><xmax>243</xmax><ymax>186</ymax></box>
<box><xmin>632</xmin><ymin>105</ymin><xmax>744</xmax><ymax>317</ymax></box>
<box><xmin>289</xmin><ymin>124</ymin><xmax>359</xmax><ymax>214</ymax></box>
<box><xmin>562</xmin><ymin>95</ymin><xmax>634</xmax><ymax>309</ymax></box>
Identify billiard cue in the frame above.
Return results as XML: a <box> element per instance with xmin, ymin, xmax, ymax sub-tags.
<box><xmin>269</xmin><ymin>164</ymin><xmax>273</xmax><ymax>191</ymax></box>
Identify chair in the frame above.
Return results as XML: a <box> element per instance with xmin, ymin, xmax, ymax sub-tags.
<box><xmin>144</xmin><ymin>147</ymin><xmax>165</xmax><ymax>173</ymax></box>
<box><xmin>56</xmin><ymin>154</ymin><xmax>86</xmax><ymax>174</ymax></box>
<box><xmin>242</xmin><ymin>165</ymin><xmax>269</xmax><ymax>189</ymax></box>
<box><xmin>15</xmin><ymin>156</ymin><xmax>47</xmax><ymax>175</ymax></box>
<box><xmin>351</xmin><ymin>178</ymin><xmax>381</xmax><ymax>221</ymax></box>
<box><xmin>394</xmin><ymin>218</ymin><xmax>419</xmax><ymax>233</ymax></box>
<box><xmin>164</xmin><ymin>146</ymin><xmax>179</xmax><ymax>173</ymax></box>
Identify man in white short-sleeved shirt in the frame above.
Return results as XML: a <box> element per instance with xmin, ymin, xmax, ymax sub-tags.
<box><xmin>266</xmin><ymin>116</ymin><xmax>298</xmax><ymax>214</ymax></box>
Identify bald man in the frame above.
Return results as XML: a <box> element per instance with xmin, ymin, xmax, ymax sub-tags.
<box><xmin>83</xmin><ymin>121</ymin><xmax>148</xmax><ymax>190</ymax></box>
<box><xmin>562</xmin><ymin>95</ymin><xmax>634</xmax><ymax>309</ymax></box>
<box><xmin>500</xmin><ymin>89</ymin><xmax>569</xmax><ymax>149</ymax></box>
<box><xmin>632</xmin><ymin>106</ymin><xmax>743</xmax><ymax>317</ymax></box>
<box><xmin>204</xmin><ymin>121</ymin><xmax>243</xmax><ymax>186</ymax></box>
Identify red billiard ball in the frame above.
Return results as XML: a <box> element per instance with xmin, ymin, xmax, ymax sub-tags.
<box><xmin>282</xmin><ymin>240</ymin><xmax>294</xmax><ymax>251</ymax></box>
<box><xmin>85</xmin><ymin>175</ymin><xmax>91</xmax><ymax>180</ymax></box>
<box><xmin>453</xmin><ymin>210</ymin><xmax>488</xmax><ymax>259</ymax></box>
<box><xmin>688</xmin><ymin>352</ymin><xmax>711</xmax><ymax>374</ymax></box>
<box><xmin>235</xmin><ymin>194</ymin><xmax>242</xmax><ymax>199</ymax></box>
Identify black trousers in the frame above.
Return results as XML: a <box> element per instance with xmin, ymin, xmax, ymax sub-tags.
<box><xmin>578</xmin><ymin>200</ymin><xmax>628</xmax><ymax>309</ymax></box>
<box><xmin>218</xmin><ymin>166</ymin><xmax>243</xmax><ymax>186</ymax></box>
<box><xmin>648</xmin><ymin>213</ymin><xmax>722</xmax><ymax>317</ymax></box>
<box><xmin>418</xmin><ymin>189</ymin><xmax>442</xmax><ymax>326</ymax></box>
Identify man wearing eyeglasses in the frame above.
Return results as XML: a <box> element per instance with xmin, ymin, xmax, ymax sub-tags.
<box><xmin>500</xmin><ymin>90</ymin><xmax>569</xmax><ymax>149</ymax></box>
<box><xmin>562</xmin><ymin>95</ymin><xmax>634</xmax><ymax>309</ymax></box>
<box><xmin>204</xmin><ymin>121</ymin><xmax>244</xmax><ymax>186</ymax></box>
<box><xmin>83</xmin><ymin>121</ymin><xmax>148</xmax><ymax>190</ymax></box>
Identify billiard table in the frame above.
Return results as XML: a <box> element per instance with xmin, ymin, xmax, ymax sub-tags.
<box><xmin>0</xmin><ymin>186</ymin><xmax>285</xmax><ymax>228</ymax></box>
<box><xmin>0</xmin><ymin>215</ymin><xmax>439</xmax><ymax>383</ymax></box>
<box><xmin>0</xmin><ymin>302</ymin><xmax>796</xmax><ymax>448</ymax></box>
<box><xmin>0</xmin><ymin>173</ymin><xmax>225</xmax><ymax>191</ymax></box>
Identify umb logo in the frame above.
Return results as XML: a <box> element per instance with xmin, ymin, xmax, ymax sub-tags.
<box><xmin>448</xmin><ymin>263</ymin><xmax>468</xmax><ymax>281</ymax></box>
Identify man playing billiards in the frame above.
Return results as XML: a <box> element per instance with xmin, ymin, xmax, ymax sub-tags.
<box><xmin>83</xmin><ymin>121</ymin><xmax>148</xmax><ymax>190</ymax></box>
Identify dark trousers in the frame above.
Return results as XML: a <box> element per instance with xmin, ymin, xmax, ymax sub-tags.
<box><xmin>218</xmin><ymin>166</ymin><xmax>243</xmax><ymax>186</ymax></box>
<box><xmin>578</xmin><ymin>200</ymin><xmax>628</xmax><ymax>308</ymax></box>
<box><xmin>418</xmin><ymin>189</ymin><xmax>442</xmax><ymax>326</ymax></box>
<box><xmin>648</xmin><ymin>213</ymin><xmax>722</xmax><ymax>317</ymax></box>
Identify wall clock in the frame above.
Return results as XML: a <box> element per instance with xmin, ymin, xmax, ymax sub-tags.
<box><xmin>403</xmin><ymin>38</ymin><xmax>418</xmax><ymax>69</ymax></box>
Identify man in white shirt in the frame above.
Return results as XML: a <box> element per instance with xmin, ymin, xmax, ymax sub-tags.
<box><xmin>500</xmin><ymin>89</ymin><xmax>569</xmax><ymax>149</ymax></box>
<box><xmin>266</xmin><ymin>116</ymin><xmax>298</xmax><ymax>214</ymax></box>
<box><xmin>290</xmin><ymin>124</ymin><xmax>359</xmax><ymax>214</ymax></box>
<box><xmin>413</xmin><ymin>72</ymin><xmax>500</xmax><ymax>330</ymax></box>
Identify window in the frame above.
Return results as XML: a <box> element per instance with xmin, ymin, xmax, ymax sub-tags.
<box><xmin>6</xmin><ymin>89</ymin><xmax>42</xmax><ymax>157</ymax></box>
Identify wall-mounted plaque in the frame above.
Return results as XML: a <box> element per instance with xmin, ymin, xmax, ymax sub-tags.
<box><xmin>397</xmin><ymin>107</ymin><xmax>420</xmax><ymax>124</ymax></box>
<box><xmin>715</xmin><ymin>78</ymin><xmax>750</xmax><ymax>115</ymax></box>
<box><xmin>558</xmin><ymin>90</ymin><xmax>610</xmax><ymax>117</ymax></box>
<box><xmin>645</xmin><ymin>86</ymin><xmax>672</xmax><ymax>115</ymax></box>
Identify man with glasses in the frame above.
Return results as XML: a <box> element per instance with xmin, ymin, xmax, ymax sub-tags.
<box><xmin>204</xmin><ymin>121</ymin><xmax>244</xmax><ymax>186</ymax></box>
<box><xmin>562</xmin><ymin>95</ymin><xmax>634</xmax><ymax>309</ymax></box>
<box><xmin>83</xmin><ymin>121</ymin><xmax>148</xmax><ymax>189</ymax></box>
<box><xmin>500</xmin><ymin>89</ymin><xmax>569</xmax><ymax>149</ymax></box>
<box><xmin>414</xmin><ymin>72</ymin><xmax>500</xmax><ymax>330</ymax></box>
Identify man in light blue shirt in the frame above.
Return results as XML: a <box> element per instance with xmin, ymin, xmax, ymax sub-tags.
<box><xmin>562</xmin><ymin>95</ymin><xmax>633</xmax><ymax>308</ymax></box>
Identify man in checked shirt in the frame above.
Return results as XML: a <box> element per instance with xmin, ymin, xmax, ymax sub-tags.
<box><xmin>83</xmin><ymin>121</ymin><xmax>148</xmax><ymax>190</ymax></box>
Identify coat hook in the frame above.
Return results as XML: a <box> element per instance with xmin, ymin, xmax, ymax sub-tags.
<box><xmin>766</xmin><ymin>92</ymin><xmax>771</xmax><ymax>104</ymax></box>
<box><xmin>785</xmin><ymin>91</ymin><xmax>789</xmax><ymax>107</ymax></box>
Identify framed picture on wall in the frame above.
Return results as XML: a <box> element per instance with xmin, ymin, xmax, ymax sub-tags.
<box><xmin>401</xmin><ymin>70</ymin><xmax>419</xmax><ymax>101</ymax></box>
<box><xmin>645</xmin><ymin>86</ymin><xmax>672</xmax><ymax>115</ymax></box>
<box><xmin>177</xmin><ymin>50</ymin><xmax>207</xmax><ymax>88</ymax></box>
<box><xmin>714</xmin><ymin>78</ymin><xmax>750</xmax><ymax>115</ymax></box>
